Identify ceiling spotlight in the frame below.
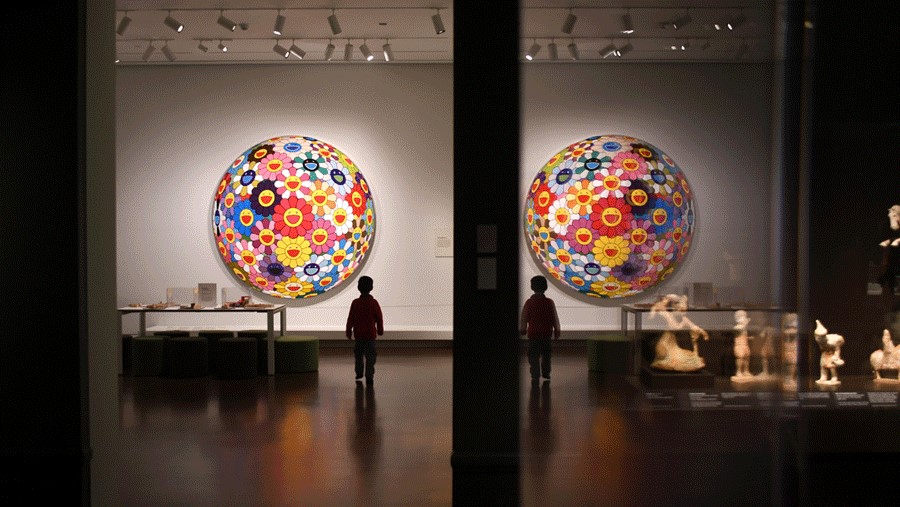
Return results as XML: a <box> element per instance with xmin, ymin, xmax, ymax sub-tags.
<box><xmin>728</xmin><ymin>13</ymin><xmax>746</xmax><ymax>30</ymax></box>
<box><xmin>161</xmin><ymin>43</ymin><xmax>176</xmax><ymax>62</ymax></box>
<box><xmin>672</xmin><ymin>11</ymin><xmax>692</xmax><ymax>30</ymax></box>
<box><xmin>218</xmin><ymin>12</ymin><xmax>237</xmax><ymax>32</ymax></box>
<box><xmin>617</xmin><ymin>42</ymin><xmax>633</xmax><ymax>57</ymax></box>
<box><xmin>273</xmin><ymin>12</ymin><xmax>286</xmax><ymax>36</ymax></box>
<box><xmin>218</xmin><ymin>40</ymin><xmax>228</xmax><ymax>52</ymax></box>
<box><xmin>141</xmin><ymin>42</ymin><xmax>156</xmax><ymax>61</ymax></box>
<box><xmin>621</xmin><ymin>11</ymin><xmax>634</xmax><ymax>34</ymax></box>
<box><xmin>567</xmin><ymin>41</ymin><xmax>579</xmax><ymax>60</ymax></box>
<box><xmin>164</xmin><ymin>13</ymin><xmax>184</xmax><ymax>33</ymax></box>
<box><xmin>360</xmin><ymin>41</ymin><xmax>374</xmax><ymax>61</ymax></box>
<box><xmin>548</xmin><ymin>41</ymin><xmax>558</xmax><ymax>60</ymax></box>
<box><xmin>273</xmin><ymin>41</ymin><xmax>290</xmax><ymax>59</ymax></box>
<box><xmin>600</xmin><ymin>42</ymin><xmax>617</xmax><ymax>59</ymax></box>
<box><xmin>432</xmin><ymin>9</ymin><xmax>446</xmax><ymax>35</ymax></box>
<box><xmin>289</xmin><ymin>41</ymin><xmax>306</xmax><ymax>59</ymax></box>
<box><xmin>700</xmin><ymin>39</ymin><xmax>710</xmax><ymax>51</ymax></box>
<box><xmin>714</xmin><ymin>23</ymin><xmax>723</xmax><ymax>31</ymax></box>
<box><xmin>344</xmin><ymin>41</ymin><xmax>354</xmax><ymax>61</ymax></box>
<box><xmin>116</xmin><ymin>12</ymin><xmax>132</xmax><ymax>36</ymax></box>
<box><xmin>681</xmin><ymin>41</ymin><xmax>690</xmax><ymax>51</ymax></box>
<box><xmin>198</xmin><ymin>40</ymin><xmax>209</xmax><ymax>52</ymax></box>
<box><xmin>324</xmin><ymin>40</ymin><xmax>336</xmax><ymax>61</ymax></box>
<box><xmin>383</xmin><ymin>41</ymin><xmax>394</xmax><ymax>62</ymax></box>
<box><xmin>328</xmin><ymin>10</ymin><xmax>342</xmax><ymax>35</ymax></box>
<box><xmin>561</xmin><ymin>9</ymin><xmax>577</xmax><ymax>34</ymax></box>
<box><xmin>525</xmin><ymin>41</ymin><xmax>541</xmax><ymax>61</ymax></box>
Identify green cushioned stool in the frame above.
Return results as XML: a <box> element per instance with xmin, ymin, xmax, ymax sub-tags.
<box><xmin>238</xmin><ymin>331</ymin><xmax>270</xmax><ymax>375</ymax></box>
<box><xmin>165</xmin><ymin>336</ymin><xmax>209</xmax><ymax>378</ymax></box>
<box><xmin>587</xmin><ymin>334</ymin><xmax>629</xmax><ymax>374</ymax></box>
<box><xmin>217</xmin><ymin>337</ymin><xmax>258</xmax><ymax>379</ymax></box>
<box><xmin>198</xmin><ymin>331</ymin><xmax>235</xmax><ymax>374</ymax></box>
<box><xmin>275</xmin><ymin>335</ymin><xmax>319</xmax><ymax>373</ymax></box>
<box><xmin>130</xmin><ymin>335</ymin><xmax>165</xmax><ymax>377</ymax></box>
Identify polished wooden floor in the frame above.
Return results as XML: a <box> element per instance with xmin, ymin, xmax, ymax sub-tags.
<box><xmin>118</xmin><ymin>346</ymin><xmax>898</xmax><ymax>506</ymax></box>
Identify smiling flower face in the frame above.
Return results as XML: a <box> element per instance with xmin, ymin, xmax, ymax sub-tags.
<box><xmin>213</xmin><ymin>136</ymin><xmax>375</xmax><ymax>298</ymax></box>
<box><xmin>524</xmin><ymin>134</ymin><xmax>694</xmax><ymax>298</ymax></box>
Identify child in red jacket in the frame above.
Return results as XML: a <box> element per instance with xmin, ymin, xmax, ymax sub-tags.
<box><xmin>520</xmin><ymin>275</ymin><xmax>561</xmax><ymax>382</ymax></box>
<box><xmin>346</xmin><ymin>276</ymin><xmax>384</xmax><ymax>384</ymax></box>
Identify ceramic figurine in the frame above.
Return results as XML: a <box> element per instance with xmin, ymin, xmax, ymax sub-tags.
<box><xmin>781</xmin><ymin>313</ymin><xmax>799</xmax><ymax>388</ymax></box>
<box><xmin>757</xmin><ymin>325</ymin><xmax>776</xmax><ymax>378</ymax></box>
<box><xmin>870</xmin><ymin>329</ymin><xmax>900</xmax><ymax>382</ymax></box>
<box><xmin>730</xmin><ymin>310</ymin><xmax>753</xmax><ymax>381</ymax></box>
<box><xmin>814</xmin><ymin>320</ymin><xmax>845</xmax><ymax>386</ymax></box>
<box><xmin>649</xmin><ymin>294</ymin><xmax>709</xmax><ymax>372</ymax></box>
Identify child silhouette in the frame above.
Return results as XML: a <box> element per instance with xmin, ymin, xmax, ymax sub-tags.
<box><xmin>520</xmin><ymin>275</ymin><xmax>561</xmax><ymax>381</ymax></box>
<box><xmin>346</xmin><ymin>275</ymin><xmax>384</xmax><ymax>384</ymax></box>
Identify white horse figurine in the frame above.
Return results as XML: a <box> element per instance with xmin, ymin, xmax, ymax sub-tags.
<box><xmin>814</xmin><ymin>320</ymin><xmax>845</xmax><ymax>385</ymax></box>
<box><xmin>870</xmin><ymin>329</ymin><xmax>900</xmax><ymax>382</ymax></box>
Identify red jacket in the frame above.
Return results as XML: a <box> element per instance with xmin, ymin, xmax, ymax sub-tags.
<box><xmin>346</xmin><ymin>294</ymin><xmax>384</xmax><ymax>340</ymax></box>
<box><xmin>519</xmin><ymin>293</ymin><xmax>561</xmax><ymax>339</ymax></box>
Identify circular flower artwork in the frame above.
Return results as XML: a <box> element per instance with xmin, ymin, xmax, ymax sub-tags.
<box><xmin>524</xmin><ymin>134</ymin><xmax>694</xmax><ymax>298</ymax></box>
<box><xmin>212</xmin><ymin>135</ymin><xmax>375</xmax><ymax>298</ymax></box>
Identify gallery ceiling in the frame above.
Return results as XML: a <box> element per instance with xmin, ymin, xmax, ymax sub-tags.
<box><xmin>115</xmin><ymin>1</ymin><xmax>781</xmax><ymax>65</ymax></box>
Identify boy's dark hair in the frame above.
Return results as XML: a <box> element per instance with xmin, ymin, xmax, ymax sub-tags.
<box><xmin>358</xmin><ymin>275</ymin><xmax>374</xmax><ymax>294</ymax></box>
<box><xmin>530</xmin><ymin>275</ymin><xmax>548</xmax><ymax>293</ymax></box>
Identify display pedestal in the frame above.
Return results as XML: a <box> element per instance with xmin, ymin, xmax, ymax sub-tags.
<box><xmin>640</xmin><ymin>367</ymin><xmax>715</xmax><ymax>388</ymax></box>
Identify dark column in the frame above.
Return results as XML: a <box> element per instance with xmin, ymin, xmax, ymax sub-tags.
<box><xmin>0</xmin><ymin>1</ymin><xmax>88</xmax><ymax>505</ymax></box>
<box><xmin>452</xmin><ymin>2</ymin><xmax>520</xmax><ymax>505</ymax></box>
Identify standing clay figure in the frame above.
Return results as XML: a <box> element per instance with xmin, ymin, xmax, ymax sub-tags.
<box><xmin>649</xmin><ymin>294</ymin><xmax>709</xmax><ymax>372</ymax></box>
<box><xmin>870</xmin><ymin>329</ymin><xmax>900</xmax><ymax>382</ymax></box>
<box><xmin>814</xmin><ymin>320</ymin><xmax>845</xmax><ymax>385</ymax></box>
<box><xmin>781</xmin><ymin>313</ymin><xmax>799</xmax><ymax>388</ymax></box>
<box><xmin>730</xmin><ymin>310</ymin><xmax>753</xmax><ymax>381</ymax></box>
<box><xmin>757</xmin><ymin>325</ymin><xmax>776</xmax><ymax>378</ymax></box>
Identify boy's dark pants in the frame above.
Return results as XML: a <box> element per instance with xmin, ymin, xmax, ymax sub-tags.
<box><xmin>354</xmin><ymin>339</ymin><xmax>377</xmax><ymax>380</ymax></box>
<box><xmin>528</xmin><ymin>337</ymin><xmax>552</xmax><ymax>379</ymax></box>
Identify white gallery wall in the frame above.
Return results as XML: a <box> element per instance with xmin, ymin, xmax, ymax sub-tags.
<box><xmin>117</xmin><ymin>61</ymin><xmax>776</xmax><ymax>335</ymax></box>
<box><xmin>117</xmin><ymin>64</ymin><xmax>454</xmax><ymax>334</ymax></box>
<box><xmin>520</xmin><ymin>63</ymin><xmax>775</xmax><ymax>331</ymax></box>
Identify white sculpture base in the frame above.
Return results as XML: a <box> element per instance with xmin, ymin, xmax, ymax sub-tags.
<box><xmin>729</xmin><ymin>373</ymin><xmax>779</xmax><ymax>384</ymax></box>
<box><xmin>815</xmin><ymin>378</ymin><xmax>841</xmax><ymax>386</ymax></box>
<box><xmin>873</xmin><ymin>371</ymin><xmax>900</xmax><ymax>383</ymax></box>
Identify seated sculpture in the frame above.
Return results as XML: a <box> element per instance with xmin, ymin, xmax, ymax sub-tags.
<box><xmin>870</xmin><ymin>329</ymin><xmax>900</xmax><ymax>382</ymax></box>
<box><xmin>814</xmin><ymin>320</ymin><xmax>845</xmax><ymax>385</ymax></box>
<box><xmin>649</xmin><ymin>294</ymin><xmax>709</xmax><ymax>372</ymax></box>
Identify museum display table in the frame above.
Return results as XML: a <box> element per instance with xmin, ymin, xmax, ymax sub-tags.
<box><xmin>621</xmin><ymin>304</ymin><xmax>785</xmax><ymax>375</ymax></box>
<box><xmin>117</xmin><ymin>305</ymin><xmax>287</xmax><ymax>375</ymax></box>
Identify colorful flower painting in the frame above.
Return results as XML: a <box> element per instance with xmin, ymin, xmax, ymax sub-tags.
<box><xmin>213</xmin><ymin>136</ymin><xmax>375</xmax><ymax>298</ymax></box>
<box><xmin>525</xmin><ymin>135</ymin><xmax>694</xmax><ymax>298</ymax></box>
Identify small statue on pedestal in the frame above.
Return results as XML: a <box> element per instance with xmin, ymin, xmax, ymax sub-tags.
<box><xmin>870</xmin><ymin>329</ymin><xmax>900</xmax><ymax>382</ymax></box>
<box><xmin>814</xmin><ymin>320</ymin><xmax>845</xmax><ymax>386</ymax></box>
<box><xmin>730</xmin><ymin>310</ymin><xmax>753</xmax><ymax>382</ymax></box>
<box><xmin>649</xmin><ymin>294</ymin><xmax>710</xmax><ymax>372</ymax></box>
<box><xmin>781</xmin><ymin>313</ymin><xmax>799</xmax><ymax>388</ymax></box>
